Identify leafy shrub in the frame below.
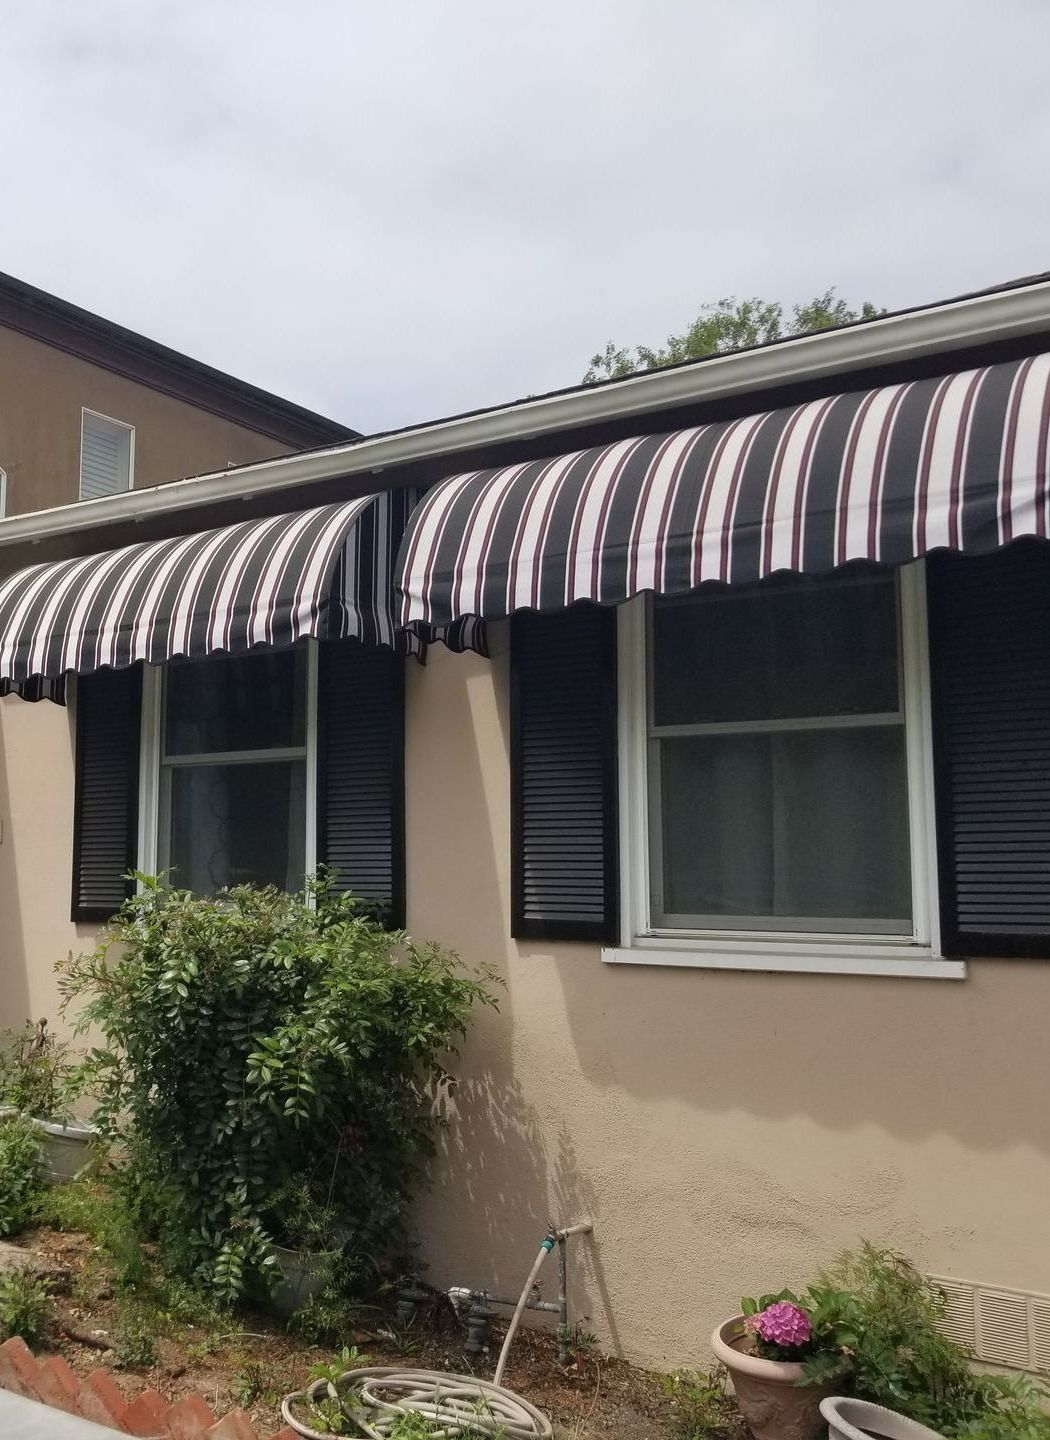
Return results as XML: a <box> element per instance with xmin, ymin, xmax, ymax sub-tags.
<box><xmin>0</xmin><ymin>1020</ymin><xmax>82</xmax><ymax>1121</ymax></box>
<box><xmin>743</xmin><ymin>1245</ymin><xmax>1050</xmax><ymax>1439</ymax></box>
<box><xmin>0</xmin><ymin>1270</ymin><xmax>51</xmax><ymax>1346</ymax></box>
<box><xmin>0</xmin><ymin>1114</ymin><xmax>43</xmax><ymax>1236</ymax></box>
<box><xmin>61</xmin><ymin>875</ymin><xmax>497</xmax><ymax>1304</ymax></box>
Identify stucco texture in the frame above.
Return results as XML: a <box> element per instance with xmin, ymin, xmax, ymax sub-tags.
<box><xmin>0</xmin><ymin>695</ymin><xmax>94</xmax><ymax>1030</ymax></box>
<box><xmin>403</xmin><ymin>640</ymin><xmax>1050</xmax><ymax>1370</ymax></box>
<box><xmin>0</xmin><ymin>327</ymin><xmax>288</xmax><ymax>516</ymax></box>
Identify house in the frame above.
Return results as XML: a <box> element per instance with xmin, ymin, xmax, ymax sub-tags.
<box><xmin>0</xmin><ymin>267</ymin><xmax>354</xmax><ymax>518</ymax></box>
<box><xmin>0</xmin><ymin>270</ymin><xmax>1048</xmax><ymax>1372</ymax></box>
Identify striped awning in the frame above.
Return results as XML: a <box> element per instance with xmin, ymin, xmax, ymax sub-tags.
<box><xmin>397</xmin><ymin>351</ymin><xmax>1050</xmax><ymax>628</ymax></box>
<box><xmin>0</xmin><ymin>490</ymin><xmax>416</xmax><ymax>703</ymax></box>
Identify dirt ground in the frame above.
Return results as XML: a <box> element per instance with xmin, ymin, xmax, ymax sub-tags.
<box><xmin>16</xmin><ymin>1220</ymin><xmax>707</xmax><ymax>1440</ymax></box>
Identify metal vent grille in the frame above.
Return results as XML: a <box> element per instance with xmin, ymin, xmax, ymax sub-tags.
<box><xmin>1031</xmin><ymin>1300</ymin><xmax>1050</xmax><ymax>1371</ymax></box>
<box><xmin>936</xmin><ymin>1280</ymin><xmax>977</xmax><ymax>1351</ymax></box>
<box><xmin>933</xmin><ymin>1275</ymin><xmax>1050</xmax><ymax>1373</ymax></box>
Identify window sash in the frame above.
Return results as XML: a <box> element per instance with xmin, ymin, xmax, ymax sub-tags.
<box><xmin>616</xmin><ymin>563</ymin><xmax>940</xmax><ymax>959</ymax></box>
<box><xmin>646</xmin><ymin>576</ymin><xmax>911</xmax><ymax>936</ymax></box>
<box><xmin>137</xmin><ymin>643</ymin><xmax>318</xmax><ymax>884</ymax></box>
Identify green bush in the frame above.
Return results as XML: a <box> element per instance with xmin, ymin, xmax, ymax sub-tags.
<box><xmin>61</xmin><ymin>875</ymin><xmax>497</xmax><ymax>1304</ymax></box>
<box><xmin>0</xmin><ymin>1020</ymin><xmax>81</xmax><ymax>1121</ymax></box>
<box><xmin>745</xmin><ymin>1245</ymin><xmax>1050</xmax><ymax>1440</ymax></box>
<box><xmin>0</xmin><ymin>1115</ymin><xmax>43</xmax><ymax>1236</ymax></box>
<box><xmin>0</xmin><ymin>1270</ymin><xmax>51</xmax><ymax>1346</ymax></box>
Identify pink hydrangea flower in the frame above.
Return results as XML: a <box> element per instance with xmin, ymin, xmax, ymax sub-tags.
<box><xmin>752</xmin><ymin>1301</ymin><xmax>812</xmax><ymax>1349</ymax></box>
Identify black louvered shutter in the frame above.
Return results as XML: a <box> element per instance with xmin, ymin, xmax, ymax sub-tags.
<box><xmin>71</xmin><ymin>666</ymin><xmax>142</xmax><ymax>922</ymax></box>
<box><xmin>317</xmin><ymin>640</ymin><xmax>405</xmax><ymax>928</ymax></box>
<box><xmin>510</xmin><ymin>606</ymin><xmax>619</xmax><ymax>943</ymax></box>
<box><xmin>928</xmin><ymin>541</ymin><xmax>1050</xmax><ymax>957</ymax></box>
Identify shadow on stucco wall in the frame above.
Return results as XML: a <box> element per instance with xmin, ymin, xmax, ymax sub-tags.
<box><xmin>407</xmin><ymin>640</ymin><xmax>616</xmax><ymax>1348</ymax></box>
<box><xmin>550</xmin><ymin>948</ymin><xmax>1048</xmax><ymax>1153</ymax></box>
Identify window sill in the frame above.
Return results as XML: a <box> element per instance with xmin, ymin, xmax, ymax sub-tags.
<box><xmin>602</xmin><ymin>940</ymin><xmax>966</xmax><ymax>979</ymax></box>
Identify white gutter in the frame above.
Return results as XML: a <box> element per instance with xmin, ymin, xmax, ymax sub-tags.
<box><xmin>2</xmin><ymin>277</ymin><xmax>1049</xmax><ymax>549</ymax></box>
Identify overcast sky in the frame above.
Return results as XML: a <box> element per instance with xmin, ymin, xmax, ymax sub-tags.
<box><xmin>2</xmin><ymin>2</ymin><xmax>1049</xmax><ymax>435</ymax></box>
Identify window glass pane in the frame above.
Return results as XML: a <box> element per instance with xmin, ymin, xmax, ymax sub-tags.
<box><xmin>653</xmin><ymin>727</ymin><xmax>912</xmax><ymax>932</ymax></box>
<box><xmin>164</xmin><ymin>759</ymin><xmax>306</xmax><ymax>893</ymax></box>
<box><xmin>164</xmin><ymin>648</ymin><xmax>306</xmax><ymax>755</ymax></box>
<box><xmin>652</xmin><ymin>570</ymin><xmax>900</xmax><ymax>725</ymax></box>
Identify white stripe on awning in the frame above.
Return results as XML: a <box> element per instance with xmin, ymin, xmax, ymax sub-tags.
<box><xmin>0</xmin><ymin>492</ymin><xmax>414</xmax><ymax>702</ymax></box>
<box><xmin>397</xmin><ymin>351</ymin><xmax>1050</xmax><ymax>627</ymax></box>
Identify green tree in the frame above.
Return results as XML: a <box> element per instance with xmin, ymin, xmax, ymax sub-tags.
<box><xmin>583</xmin><ymin>289</ymin><xmax>883</xmax><ymax>383</ymax></box>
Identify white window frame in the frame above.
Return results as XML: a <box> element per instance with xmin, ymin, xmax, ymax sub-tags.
<box><xmin>137</xmin><ymin>643</ymin><xmax>318</xmax><ymax>885</ymax></box>
<box><xmin>605</xmin><ymin>562</ymin><xmax>965</xmax><ymax>979</ymax></box>
<box><xmin>0</xmin><ymin>467</ymin><xmax>7</xmax><ymax>519</ymax></box>
<box><xmin>79</xmin><ymin>407</ymin><xmax>135</xmax><ymax>500</ymax></box>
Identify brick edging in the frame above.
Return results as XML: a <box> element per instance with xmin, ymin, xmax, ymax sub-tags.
<box><xmin>0</xmin><ymin>1334</ymin><xmax>299</xmax><ymax>1438</ymax></box>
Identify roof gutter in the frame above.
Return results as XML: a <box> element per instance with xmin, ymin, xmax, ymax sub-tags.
<box><xmin>3</xmin><ymin>276</ymin><xmax>1050</xmax><ymax>550</ymax></box>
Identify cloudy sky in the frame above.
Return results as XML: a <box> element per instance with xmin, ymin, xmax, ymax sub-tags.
<box><xmin>2</xmin><ymin>2</ymin><xmax>1049</xmax><ymax>435</ymax></box>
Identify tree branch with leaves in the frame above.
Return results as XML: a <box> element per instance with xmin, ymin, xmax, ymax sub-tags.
<box><xmin>583</xmin><ymin>290</ymin><xmax>882</xmax><ymax>383</ymax></box>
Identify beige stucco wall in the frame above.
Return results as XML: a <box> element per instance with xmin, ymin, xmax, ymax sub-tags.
<box><xmin>0</xmin><ymin>327</ymin><xmax>290</xmax><ymax>516</ymax></box>
<box><xmin>1</xmin><ymin>644</ymin><xmax>1048</xmax><ymax>1371</ymax></box>
<box><xmin>0</xmin><ymin>694</ymin><xmax>95</xmax><ymax>1031</ymax></box>
<box><xmin>403</xmin><ymin>639</ymin><xmax>1050</xmax><ymax>1369</ymax></box>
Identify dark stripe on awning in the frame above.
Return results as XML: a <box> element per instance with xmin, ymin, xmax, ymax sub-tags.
<box><xmin>0</xmin><ymin>493</ymin><xmax>416</xmax><ymax>702</ymax></box>
<box><xmin>397</xmin><ymin>352</ymin><xmax>1050</xmax><ymax>628</ymax></box>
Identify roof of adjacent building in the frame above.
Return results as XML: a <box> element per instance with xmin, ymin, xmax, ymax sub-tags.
<box><xmin>1</xmin><ymin>265</ymin><xmax>1049</xmax><ymax>572</ymax></box>
<box><xmin>0</xmin><ymin>269</ymin><xmax>358</xmax><ymax>449</ymax></box>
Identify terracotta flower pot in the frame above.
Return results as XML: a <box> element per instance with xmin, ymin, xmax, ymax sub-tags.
<box><xmin>711</xmin><ymin>1316</ymin><xmax>829</xmax><ymax>1440</ymax></box>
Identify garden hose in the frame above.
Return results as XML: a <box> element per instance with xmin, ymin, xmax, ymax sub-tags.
<box><xmin>280</xmin><ymin>1367</ymin><xmax>553</xmax><ymax>1440</ymax></box>
<box><xmin>491</xmin><ymin>1233</ymin><xmax>555</xmax><ymax>1388</ymax></box>
<box><xmin>282</xmin><ymin>1232</ymin><xmax>561</xmax><ymax>1439</ymax></box>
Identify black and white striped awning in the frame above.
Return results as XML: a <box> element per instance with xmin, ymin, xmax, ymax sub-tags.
<box><xmin>0</xmin><ymin>490</ymin><xmax>418</xmax><ymax>703</ymax></box>
<box><xmin>397</xmin><ymin>351</ymin><xmax>1050</xmax><ymax>628</ymax></box>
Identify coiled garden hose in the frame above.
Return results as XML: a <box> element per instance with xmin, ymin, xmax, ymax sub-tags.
<box><xmin>281</xmin><ymin>1233</ymin><xmax>560</xmax><ymax>1439</ymax></box>
<box><xmin>280</xmin><ymin>1367</ymin><xmax>553</xmax><ymax>1440</ymax></box>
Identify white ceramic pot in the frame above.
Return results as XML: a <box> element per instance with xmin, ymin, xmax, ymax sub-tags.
<box><xmin>821</xmin><ymin>1397</ymin><xmax>947</xmax><ymax>1440</ymax></box>
<box><xmin>271</xmin><ymin>1244</ymin><xmax>337</xmax><ymax>1318</ymax></box>
<box><xmin>33</xmin><ymin>1118</ymin><xmax>99</xmax><ymax>1184</ymax></box>
<box><xmin>711</xmin><ymin>1316</ymin><xmax>829</xmax><ymax>1440</ymax></box>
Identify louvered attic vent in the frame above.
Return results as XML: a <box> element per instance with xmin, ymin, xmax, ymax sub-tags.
<box><xmin>932</xmin><ymin>1275</ymin><xmax>1050</xmax><ymax>1372</ymax></box>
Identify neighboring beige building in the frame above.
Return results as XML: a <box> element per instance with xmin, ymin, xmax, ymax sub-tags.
<box><xmin>0</xmin><ymin>271</ymin><xmax>1048</xmax><ymax>1375</ymax></box>
<box><xmin>0</xmin><ymin>269</ymin><xmax>353</xmax><ymax>517</ymax></box>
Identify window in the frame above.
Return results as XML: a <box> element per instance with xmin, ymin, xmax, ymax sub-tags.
<box><xmin>139</xmin><ymin>646</ymin><xmax>316</xmax><ymax>893</ymax></box>
<box><xmin>80</xmin><ymin>409</ymin><xmax>134</xmax><ymax>499</ymax></box>
<box><xmin>0</xmin><ymin>467</ymin><xmax>6</xmax><ymax>519</ymax></box>
<box><xmin>612</xmin><ymin>563</ymin><xmax>958</xmax><ymax>977</ymax></box>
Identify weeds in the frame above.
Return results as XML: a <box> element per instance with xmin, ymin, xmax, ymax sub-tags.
<box><xmin>112</xmin><ymin>1317</ymin><xmax>157</xmax><ymax>1371</ymax></box>
<box><xmin>0</xmin><ymin>1114</ymin><xmax>44</xmax><ymax>1237</ymax></box>
<box><xmin>559</xmin><ymin>1321</ymin><xmax>599</xmax><ymax>1372</ymax></box>
<box><xmin>0</xmin><ymin>1270</ymin><xmax>52</xmax><ymax>1347</ymax></box>
<box><xmin>234</xmin><ymin>1355</ymin><xmax>293</xmax><ymax>1408</ymax></box>
<box><xmin>35</xmin><ymin>1174</ymin><xmax>147</xmax><ymax>1289</ymax></box>
<box><xmin>659</xmin><ymin>1367</ymin><xmax>747</xmax><ymax>1440</ymax></box>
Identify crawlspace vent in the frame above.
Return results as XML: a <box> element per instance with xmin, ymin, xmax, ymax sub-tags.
<box><xmin>932</xmin><ymin>1275</ymin><xmax>1050</xmax><ymax>1372</ymax></box>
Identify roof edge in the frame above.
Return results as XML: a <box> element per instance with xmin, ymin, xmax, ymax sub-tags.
<box><xmin>2</xmin><ymin>271</ymin><xmax>1050</xmax><ymax>550</ymax></box>
<box><xmin>0</xmin><ymin>270</ymin><xmax>358</xmax><ymax>449</ymax></box>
